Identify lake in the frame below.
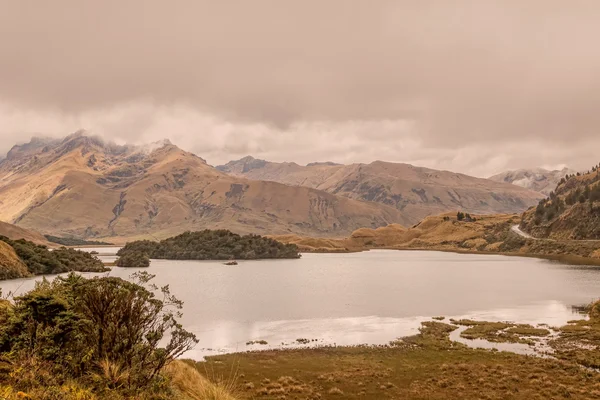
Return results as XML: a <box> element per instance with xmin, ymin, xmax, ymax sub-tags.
<box><xmin>2</xmin><ymin>249</ymin><xmax>599</xmax><ymax>359</ymax></box>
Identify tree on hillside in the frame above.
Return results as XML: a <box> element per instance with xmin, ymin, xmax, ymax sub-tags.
<box><xmin>457</xmin><ymin>212</ymin><xmax>465</xmax><ymax>221</ymax></box>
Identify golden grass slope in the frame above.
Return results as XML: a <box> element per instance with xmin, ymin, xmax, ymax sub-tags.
<box><xmin>0</xmin><ymin>220</ymin><xmax>51</xmax><ymax>245</ymax></box>
<box><xmin>273</xmin><ymin>213</ymin><xmax>521</xmax><ymax>253</ymax></box>
<box><xmin>167</xmin><ymin>360</ymin><xmax>238</xmax><ymax>400</ymax></box>
<box><xmin>275</xmin><ymin>211</ymin><xmax>600</xmax><ymax>262</ymax></box>
<box><xmin>0</xmin><ymin>134</ymin><xmax>406</xmax><ymax>241</ymax></box>
<box><xmin>0</xmin><ymin>241</ymin><xmax>30</xmax><ymax>280</ymax></box>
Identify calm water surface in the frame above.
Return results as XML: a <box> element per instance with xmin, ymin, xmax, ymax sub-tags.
<box><xmin>2</xmin><ymin>250</ymin><xmax>600</xmax><ymax>359</ymax></box>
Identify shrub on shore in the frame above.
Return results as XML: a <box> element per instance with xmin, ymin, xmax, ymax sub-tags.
<box><xmin>0</xmin><ymin>236</ymin><xmax>107</xmax><ymax>277</ymax></box>
<box><xmin>0</xmin><ymin>272</ymin><xmax>201</xmax><ymax>399</ymax></box>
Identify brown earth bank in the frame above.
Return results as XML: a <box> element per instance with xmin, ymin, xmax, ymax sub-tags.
<box><xmin>272</xmin><ymin>212</ymin><xmax>600</xmax><ymax>264</ymax></box>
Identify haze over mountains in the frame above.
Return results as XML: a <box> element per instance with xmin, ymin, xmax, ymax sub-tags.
<box><xmin>217</xmin><ymin>156</ymin><xmax>544</xmax><ymax>224</ymax></box>
<box><xmin>489</xmin><ymin>167</ymin><xmax>576</xmax><ymax>196</ymax></box>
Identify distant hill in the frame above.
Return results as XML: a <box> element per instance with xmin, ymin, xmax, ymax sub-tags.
<box><xmin>489</xmin><ymin>167</ymin><xmax>576</xmax><ymax>196</ymax></box>
<box><xmin>0</xmin><ymin>220</ymin><xmax>51</xmax><ymax>245</ymax></box>
<box><xmin>520</xmin><ymin>165</ymin><xmax>600</xmax><ymax>240</ymax></box>
<box><xmin>0</xmin><ymin>240</ymin><xmax>30</xmax><ymax>280</ymax></box>
<box><xmin>217</xmin><ymin>156</ymin><xmax>544</xmax><ymax>225</ymax></box>
<box><xmin>0</xmin><ymin>133</ymin><xmax>405</xmax><ymax>241</ymax></box>
<box><xmin>273</xmin><ymin>213</ymin><xmax>523</xmax><ymax>254</ymax></box>
<box><xmin>274</xmin><ymin>212</ymin><xmax>600</xmax><ymax>261</ymax></box>
<box><xmin>0</xmin><ymin>236</ymin><xmax>107</xmax><ymax>280</ymax></box>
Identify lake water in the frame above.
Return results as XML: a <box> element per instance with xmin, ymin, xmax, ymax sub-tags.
<box><xmin>2</xmin><ymin>250</ymin><xmax>599</xmax><ymax>359</ymax></box>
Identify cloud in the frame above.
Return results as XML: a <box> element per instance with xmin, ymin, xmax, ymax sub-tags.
<box><xmin>0</xmin><ymin>1</ymin><xmax>599</xmax><ymax>176</ymax></box>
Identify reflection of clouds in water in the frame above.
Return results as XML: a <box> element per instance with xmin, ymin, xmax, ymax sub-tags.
<box><xmin>186</xmin><ymin>302</ymin><xmax>583</xmax><ymax>359</ymax></box>
<box><xmin>187</xmin><ymin>316</ymin><xmax>428</xmax><ymax>359</ymax></box>
<box><xmin>2</xmin><ymin>250</ymin><xmax>599</xmax><ymax>361</ymax></box>
<box><xmin>460</xmin><ymin>301</ymin><xmax>580</xmax><ymax>326</ymax></box>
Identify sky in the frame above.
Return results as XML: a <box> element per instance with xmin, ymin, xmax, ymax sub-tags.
<box><xmin>0</xmin><ymin>1</ymin><xmax>599</xmax><ymax>177</ymax></box>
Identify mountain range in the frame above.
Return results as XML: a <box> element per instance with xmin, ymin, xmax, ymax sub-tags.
<box><xmin>0</xmin><ymin>133</ymin><xmax>544</xmax><ymax>242</ymax></box>
<box><xmin>0</xmin><ymin>133</ymin><xmax>404</xmax><ymax>241</ymax></box>
<box><xmin>217</xmin><ymin>156</ymin><xmax>544</xmax><ymax>225</ymax></box>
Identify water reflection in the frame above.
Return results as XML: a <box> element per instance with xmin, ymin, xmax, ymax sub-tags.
<box><xmin>1</xmin><ymin>250</ymin><xmax>598</xmax><ymax>359</ymax></box>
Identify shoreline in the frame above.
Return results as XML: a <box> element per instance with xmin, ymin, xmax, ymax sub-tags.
<box><xmin>296</xmin><ymin>245</ymin><xmax>600</xmax><ymax>266</ymax></box>
<box><xmin>2</xmin><ymin>246</ymin><xmax>599</xmax><ymax>283</ymax></box>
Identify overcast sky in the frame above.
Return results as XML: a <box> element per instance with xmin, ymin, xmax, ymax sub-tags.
<box><xmin>1</xmin><ymin>1</ymin><xmax>599</xmax><ymax>176</ymax></box>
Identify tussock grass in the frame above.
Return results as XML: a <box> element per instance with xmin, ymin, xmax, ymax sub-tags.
<box><xmin>198</xmin><ymin>320</ymin><xmax>600</xmax><ymax>399</ymax></box>
<box><xmin>166</xmin><ymin>360</ymin><xmax>239</xmax><ymax>400</ymax></box>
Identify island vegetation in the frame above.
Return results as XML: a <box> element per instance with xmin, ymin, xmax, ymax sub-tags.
<box><xmin>117</xmin><ymin>230</ymin><xmax>301</xmax><ymax>261</ymax></box>
<box><xmin>116</xmin><ymin>250</ymin><xmax>150</xmax><ymax>268</ymax></box>
<box><xmin>44</xmin><ymin>235</ymin><xmax>114</xmax><ymax>246</ymax></box>
<box><xmin>0</xmin><ymin>236</ymin><xmax>108</xmax><ymax>279</ymax></box>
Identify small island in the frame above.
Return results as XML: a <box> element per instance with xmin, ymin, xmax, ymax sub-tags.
<box><xmin>116</xmin><ymin>229</ymin><xmax>301</xmax><ymax>261</ymax></box>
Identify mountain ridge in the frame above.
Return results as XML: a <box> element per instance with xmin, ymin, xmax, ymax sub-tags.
<box><xmin>0</xmin><ymin>134</ymin><xmax>406</xmax><ymax>241</ymax></box>
<box><xmin>217</xmin><ymin>156</ymin><xmax>545</xmax><ymax>225</ymax></box>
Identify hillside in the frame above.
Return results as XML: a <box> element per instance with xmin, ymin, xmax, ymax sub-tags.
<box><xmin>0</xmin><ymin>133</ymin><xmax>405</xmax><ymax>241</ymax></box>
<box><xmin>520</xmin><ymin>165</ymin><xmax>600</xmax><ymax>240</ymax></box>
<box><xmin>0</xmin><ymin>220</ymin><xmax>51</xmax><ymax>245</ymax></box>
<box><xmin>273</xmin><ymin>213</ymin><xmax>520</xmax><ymax>253</ymax></box>
<box><xmin>218</xmin><ymin>156</ymin><xmax>544</xmax><ymax>225</ymax></box>
<box><xmin>489</xmin><ymin>167</ymin><xmax>576</xmax><ymax>196</ymax></box>
<box><xmin>0</xmin><ymin>241</ymin><xmax>30</xmax><ymax>280</ymax></box>
<box><xmin>273</xmin><ymin>212</ymin><xmax>600</xmax><ymax>261</ymax></box>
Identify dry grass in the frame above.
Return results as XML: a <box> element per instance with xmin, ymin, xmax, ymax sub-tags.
<box><xmin>166</xmin><ymin>360</ymin><xmax>239</xmax><ymax>400</ymax></box>
<box><xmin>196</xmin><ymin>321</ymin><xmax>600</xmax><ymax>399</ymax></box>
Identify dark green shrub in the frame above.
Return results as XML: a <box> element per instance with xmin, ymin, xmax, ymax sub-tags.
<box><xmin>0</xmin><ymin>236</ymin><xmax>107</xmax><ymax>276</ymax></box>
<box><xmin>117</xmin><ymin>229</ymin><xmax>301</xmax><ymax>261</ymax></box>
<box><xmin>116</xmin><ymin>250</ymin><xmax>150</xmax><ymax>268</ymax></box>
<box><xmin>0</xmin><ymin>272</ymin><xmax>197</xmax><ymax>393</ymax></box>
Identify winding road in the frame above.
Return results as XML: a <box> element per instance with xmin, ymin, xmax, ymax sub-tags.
<box><xmin>510</xmin><ymin>225</ymin><xmax>536</xmax><ymax>240</ymax></box>
<box><xmin>511</xmin><ymin>224</ymin><xmax>600</xmax><ymax>243</ymax></box>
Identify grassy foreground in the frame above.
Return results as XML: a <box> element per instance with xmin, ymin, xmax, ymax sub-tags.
<box><xmin>192</xmin><ymin>321</ymin><xmax>600</xmax><ymax>400</ymax></box>
<box><xmin>0</xmin><ymin>360</ymin><xmax>236</xmax><ymax>400</ymax></box>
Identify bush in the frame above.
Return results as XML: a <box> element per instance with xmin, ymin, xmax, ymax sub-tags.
<box><xmin>0</xmin><ymin>272</ymin><xmax>197</xmax><ymax>396</ymax></box>
<box><xmin>0</xmin><ymin>236</ymin><xmax>107</xmax><ymax>276</ymax></box>
<box><xmin>116</xmin><ymin>251</ymin><xmax>150</xmax><ymax>268</ymax></box>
